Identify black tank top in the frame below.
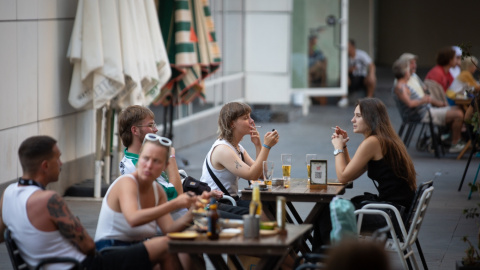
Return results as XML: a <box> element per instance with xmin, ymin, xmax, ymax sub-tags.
<box><xmin>367</xmin><ymin>158</ymin><xmax>415</xmax><ymax>209</ymax></box>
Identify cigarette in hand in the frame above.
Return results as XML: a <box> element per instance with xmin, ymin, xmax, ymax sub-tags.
<box><xmin>254</xmin><ymin>126</ymin><xmax>262</xmax><ymax>128</ymax></box>
<box><xmin>331</xmin><ymin>127</ymin><xmax>336</xmax><ymax>130</ymax></box>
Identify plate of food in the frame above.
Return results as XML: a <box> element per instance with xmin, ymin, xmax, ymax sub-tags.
<box><xmin>260</xmin><ymin>221</ymin><xmax>277</xmax><ymax>230</ymax></box>
<box><xmin>167</xmin><ymin>231</ymin><xmax>199</xmax><ymax>240</ymax></box>
<box><xmin>220</xmin><ymin>218</ymin><xmax>244</xmax><ymax>228</ymax></box>
<box><xmin>220</xmin><ymin>228</ymin><xmax>242</xmax><ymax>238</ymax></box>
<box><xmin>260</xmin><ymin>229</ymin><xmax>279</xmax><ymax>237</ymax></box>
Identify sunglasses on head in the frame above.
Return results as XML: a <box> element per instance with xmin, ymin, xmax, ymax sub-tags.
<box><xmin>143</xmin><ymin>133</ymin><xmax>172</xmax><ymax>147</ymax></box>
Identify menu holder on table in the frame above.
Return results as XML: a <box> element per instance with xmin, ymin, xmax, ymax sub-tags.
<box><xmin>310</xmin><ymin>160</ymin><xmax>327</xmax><ymax>189</ymax></box>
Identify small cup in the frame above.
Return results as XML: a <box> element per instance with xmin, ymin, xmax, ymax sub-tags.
<box><xmin>243</xmin><ymin>215</ymin><xmax>260</xmax><ymax>239</ymax></box>
<box><xmin>263</xmin><ymin>160</ymin><xmax>274</xmax><ymax>188</ymax></box>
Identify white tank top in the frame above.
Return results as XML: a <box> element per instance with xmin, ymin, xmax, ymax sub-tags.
<box><xmin>94</xmin><ymin>174</ymin><xmax>159</xmax><ymax>242</ymax></box>
<box><xmin>199</xmin><ymin>139</ymin><xmax>244</xmax><ymax>196</ymax></box>
<box><xmin>2</xmin><ymin>183</ymin><xmax>86</xmax><ymax>270</ymax></box>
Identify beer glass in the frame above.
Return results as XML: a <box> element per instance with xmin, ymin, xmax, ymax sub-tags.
<box><xmin>281</xmin><ymin>154</ymin><xmax>292</xmax><ymax>188</ymax></box>
<box><xmin>306</xmin><ymin>154</ymin><xmax>317</xmax><ymax>181</ymax></box>
<box><xmin>263</xmin><ymin>161</ymin><xmax>274</xmax><ymax>188</ymax></box>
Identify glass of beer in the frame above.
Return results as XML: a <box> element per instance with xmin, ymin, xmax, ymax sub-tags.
<box><xmin>263</xmin><ymin>161</ymin><xmax>274</xmax><ymax>188</ymax></box>
<box><xmin>306</xmin><ymin>154</ymin><xmax>317</xmax><ymax>181</ymax></box>
<box><xmin>281</xmin><ymin>154</ymin><xmax>292</xmax><ymax>188</ymax></box>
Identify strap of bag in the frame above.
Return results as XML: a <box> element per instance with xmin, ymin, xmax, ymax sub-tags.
<box><xmin>205</xmin><ymin>159</ymin><xmax>231</xmax><ymax>196</ymax></box>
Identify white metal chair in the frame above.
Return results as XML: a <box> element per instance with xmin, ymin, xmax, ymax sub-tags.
<box><xmin>354</xmin><ymin>186</ymin><xmax>434</xmax><ymax>270</ymax></box>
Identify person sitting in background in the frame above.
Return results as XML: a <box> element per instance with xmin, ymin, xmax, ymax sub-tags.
<box><xmin>392</xmin><ymin>58</ymin><xmax>465</xmax><ymax>153</ymax></box>
<box><xmin>200</xmin><ymin>102</ymin><xmax>279</xmax><ymax>216</ymax></box>
<box><xmin>450</xmin><ymin>46</ymin><xmax>463</xmax><ymax>79</ymax></box>
<box><xmin>95</xmin><ymin>134</ymin><xmax>208</xmax><ymax>269</ymax></box>
<box><xmin>396</xmin><ymin>53</ymin><xmax>427</xmax><ymax>97</ymax></box>
<box><xmin>425</xmin><ymin>46</ymin><xmax>457</xmax><ymax>93</ymax></box>
<box><xmin>448</xmin><ymin>56</ymin><xmax>480</xmax><ymax>100</ymax></box>
<box><xmin>338</xmin><ymin>39</ymin><xmax>376</xmax><ymax>108</ymax></box>
<box><xmin>0</xmin><ymin>136</ymin><xmax>181</xmax><ymax>270</ymax></box>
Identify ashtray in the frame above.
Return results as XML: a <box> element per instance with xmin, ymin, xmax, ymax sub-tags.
<box><xmin>272</xmin><ymin>178</ymin><xmax>284</xmax><ymax>187</ymax></box>
<box><xmin>250</xmin><ymin>180</ymin><xmax>267</xmax><ymax>189</ymax></box>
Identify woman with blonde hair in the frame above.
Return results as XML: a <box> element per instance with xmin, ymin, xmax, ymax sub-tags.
<box><xmin>448</xmin><ymin>56</ymin><xmax>480</xmax><ymax>99</ymax></box>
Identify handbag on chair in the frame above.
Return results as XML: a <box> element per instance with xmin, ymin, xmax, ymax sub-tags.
<box><xmin>182</xmin><ymin>176</ymin><xmax>211</xmax><ymax>195</ymax></box>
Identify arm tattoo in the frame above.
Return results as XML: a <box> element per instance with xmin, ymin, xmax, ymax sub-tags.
<box><xmin>47</xmin><ymin>194</ymin><xmax>86</xmax><ymax>249</ymax></box>
<box><xmin>234</xmin><ymin>160</ymin><xmax>242</xmax><ymax>169</ymax></box>
<box><xmin>47</xmin><ymin>194</ymin><xmax>67</xmax><ymax>218</ymax></box>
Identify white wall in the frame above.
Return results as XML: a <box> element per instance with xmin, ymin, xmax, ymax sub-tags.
<box><xmin>244</xmin><ymin>0</ymin><xmax>292</xmax><ymax>104</ymax></box>
<box><xmin>0</xmin><ymin>0</ymin><xmax>95</xmax><ymax>194</ymax></box>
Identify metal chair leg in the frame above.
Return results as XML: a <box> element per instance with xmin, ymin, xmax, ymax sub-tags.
<box><xmin>406</xmin><ymin>124</ymin><xmax>419</xmax><ymax>148</ymax></box>
<box><xmin>427</xmin><ymin>114</ymin><xmax>441</xmax><ymax>158</ymax></box>
<box><xmin>415</xmin><ymin>239</ymin><xmax>429</xmax><ymax>270</ymax></box>
<box><xmin>468</xmin><ymin>163</ymin><xmax>480</xmax><ymax>200</ymax></box>
<box><xmin>399</xmin><ymin>122</ymin><xmax>406</xmax><ymax>138</ymax></box>
<box><xmin>459</xmin><ymin>131</ymin><xmax>478</xmax><ymax>191</ymax></box>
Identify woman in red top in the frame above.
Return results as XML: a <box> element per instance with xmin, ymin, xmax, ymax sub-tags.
<box><xmin>425</xmin><ymin>46</ymin><xmax>456</xmax><ymax>92</ymax></box>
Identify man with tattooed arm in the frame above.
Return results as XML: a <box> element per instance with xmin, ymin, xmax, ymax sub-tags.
<box><xmin>0</xmin><ymin>136</ymin><xmax>182</xmax><ymax>270</ymax></box>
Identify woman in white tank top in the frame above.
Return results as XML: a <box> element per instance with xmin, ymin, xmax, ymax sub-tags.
<box><xmin>199</xmin><ymin>102</ymin><xmax>280</xmax><ymax>215</ymax></box>
<box><xmin>94</xmin><ymin>136</ymin><xmax>207</xmax><ymax>269</ymax></box>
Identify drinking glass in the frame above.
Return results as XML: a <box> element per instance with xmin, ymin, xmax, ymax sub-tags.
<box><xmin>281</xmin><ymin>154</ymin><xmax>292</xmax><ymax>188</ymax></box>
<box><xmin>263</xmin><ymin>161</ymin><xmax>274</xmax><ymax>188</ymax></box>
<box><xmin>306</xmin><ymin>154</ymin><xmax>317</xmax><ymax>181</ymax></box>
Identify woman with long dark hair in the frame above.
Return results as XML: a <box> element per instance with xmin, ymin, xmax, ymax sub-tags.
<box><xmin>319</xmin><ymin>98</ymin><xmax>416</xmax><ymax>246</ymax></box>
<box><xmin>332</xmin><ymin>98</ymin><xmax>416</xmax><ymax>203</ymax></box>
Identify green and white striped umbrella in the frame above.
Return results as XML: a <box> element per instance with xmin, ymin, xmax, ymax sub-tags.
<box><xmin>155</xmin><ymin>0</ymin><xmax>221</xmax><ymax>106</ymax></box>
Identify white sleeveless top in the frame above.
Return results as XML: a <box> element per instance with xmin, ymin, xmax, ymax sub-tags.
<box><xmin>2</xmin><ymin>183</ymin><xmax>86</xmax><ymax>270</ymax></box>
<box><xmin>94</xmin><ymin>174</ymin><xmax>159</xmax><ymax>242</ymax></box>
<box><xmin>199</xmin><ymin>139</ymin><xmax>245</xmax><ymax>196</ymax></box>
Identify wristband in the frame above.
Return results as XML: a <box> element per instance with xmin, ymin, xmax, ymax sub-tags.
<box><xmin>262</xmin><ymin>144</ymin><xmax>271</xmax><ymax>150</ymax></box>
<box><xmin>169</xmin><ymin>154</ymin><xmax>176</xmax><ymax>158</ymax></box>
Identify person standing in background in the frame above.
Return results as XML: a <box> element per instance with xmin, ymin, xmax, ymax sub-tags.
<box><xmin>308</xmin><ymin>33</ymin><xmax>328</xmax><ymax>105</ymax></box>
<box><xmin>338</xmin><ymin>39</ymin><xmax>376</xmax><ymax>108</ymax></box>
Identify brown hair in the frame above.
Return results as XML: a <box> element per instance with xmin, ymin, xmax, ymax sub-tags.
<box><xmin>357</xmin><ymin>98</ymin><xmax>417</xmax><ymax>191</ymax></box>
<box><xmin>436</xmin><ymin>46</ymin><xmax>455</xmax><ymax>66</ymax></box>
<box><xmin>118</xmin><ymin>105</ymin><xmax>155</xmax><ymax>148</ymax></box>
<box><xmin>217</xmin><ymin>102</ymin><xmax>252</xmax><ymax>143</ymax></box>
<box><xmin>19</xmin><ymin>136</ymin><xmax>57</xmax><ymax>175</ymax></box>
